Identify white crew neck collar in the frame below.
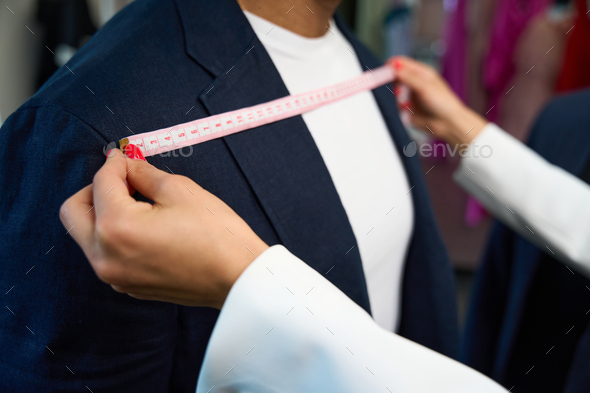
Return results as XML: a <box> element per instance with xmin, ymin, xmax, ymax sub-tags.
<box><xmin>243</xmin><ymin>10</ymin><xmax>341</xmax><ymax>60</ymax></box>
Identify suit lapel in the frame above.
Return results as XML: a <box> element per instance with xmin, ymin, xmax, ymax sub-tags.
<box><xmin>175</xmin><ymin>0</ymin><xmax>371</xmax><ymax>312</ymax></box>
<box><xmin>173</xmin><ymin>0</ymin><xmax>256</xmax><ymax>77</ymax></box>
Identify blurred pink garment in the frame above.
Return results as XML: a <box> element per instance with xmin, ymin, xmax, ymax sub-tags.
<box><xmin>441</xmin><ymin>0</ymin><xmax>486</xmax><ymax>227</ymax></box>
<box><xmin>484</xmin><ymin>0</ymin><xmax>550</xmax><ymax>122</ymax></box>
<box><xmin>466</xmin><ymin>0</ymin><xmax>549</xmax><ymax>227</ymax></box>
<box><xmin>464</xmin><ymin>196</ymin><xmax>489</xmax><ymax>227</ymax></box>
<box><xmin>442</xmin><ymin>0</ymin><xmax>490</xmax><ymax>227</ymax></box>
<box><xmin>442</xmin><ymin>0</ymin><xmax>469</xmax><ymax>102</ymax></box>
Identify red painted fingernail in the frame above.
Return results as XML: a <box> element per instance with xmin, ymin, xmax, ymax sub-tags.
<box><xmin>106</xmin><ymin>149</ymin><xmax>114</xmax><ymax>158</ymax></box>
<box><xmin>393</xmin><ymin>59</ymin><xmax>403</xmax><ymax>71</ymax></box>
<box><xmin>125</xmin><ymin>144</ymin><xmax>146</xmax><ymax>161</ymax></box>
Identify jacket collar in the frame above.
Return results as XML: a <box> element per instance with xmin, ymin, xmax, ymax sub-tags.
<box><xmin>174</xmin><ymin>0</ymin><xmax>256</xmax><ymax>76</ymax></box>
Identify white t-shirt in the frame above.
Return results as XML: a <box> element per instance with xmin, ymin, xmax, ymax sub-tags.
<box><xmin>244</xmin><ymin>11</ymin><xmax>414</xmax><ymax>332</ymax></box>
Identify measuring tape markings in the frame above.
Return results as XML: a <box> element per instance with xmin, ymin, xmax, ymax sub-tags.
<box><xmin>120</xmin><ymin>64</ymin><xmax>408</xmax><ymax>157</ymax></box>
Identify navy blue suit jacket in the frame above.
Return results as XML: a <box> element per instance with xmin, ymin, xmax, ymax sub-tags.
<box><xmin>0</xmin><ymin>0</ymin><xmax>457</xmax><ymax>391</ymax></box>
<box><xmin>462</xmin><ymin>90</ymin><xmax>590</xmax><ymax>393</ymax></box>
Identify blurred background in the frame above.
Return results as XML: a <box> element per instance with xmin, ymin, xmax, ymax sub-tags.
<box><xmin>1</xmin><ymin>0</ymin><xmax>588</xmax><ymax>325</ymax></box>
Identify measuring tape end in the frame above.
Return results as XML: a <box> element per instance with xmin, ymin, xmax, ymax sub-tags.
<box><xmin>119</xmin><ymin>138</ymin><xmax>130</xmax><ymax>153</ymax></box>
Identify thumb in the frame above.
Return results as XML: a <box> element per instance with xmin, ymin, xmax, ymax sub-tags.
<box><xmin>93</xmin><ymin>148</ymin><xmax>135</xmax><ymax>214</ymax></box>
<box><xmin>124</xmin><ymin>154</ymin><xmax>172</xmax><ymax>203</ymax></box>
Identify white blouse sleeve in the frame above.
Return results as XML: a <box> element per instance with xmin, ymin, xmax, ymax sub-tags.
<box><xmin>197</xmin><ymin>245</ymin><xmax>506</xmax><ymax>393</ymax></box>
<box><xmin>454</xmin><ymin>123</ymin><xmax>590</xmax><ymax>278</ymax></box>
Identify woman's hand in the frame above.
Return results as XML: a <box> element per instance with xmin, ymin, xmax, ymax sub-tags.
<box><xmin>59</xmin><ymin>147</ymin><xmax>269</xmax><ymax>309</ymax></box>
<box><xmin>391</xmin><ymin>56</ymin><xmax>487</xmax><ymax>145</ymax></box>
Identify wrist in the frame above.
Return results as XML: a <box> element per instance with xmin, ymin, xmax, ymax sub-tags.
<box><xmin>214</xmin><ymin>239</ymin><xmax>270</xmax><ymax>309</ymax></box>
<box><xmin>446</xmin><ymin>105</ymin><xmax>487</xmax><ymax>146</ymax></box>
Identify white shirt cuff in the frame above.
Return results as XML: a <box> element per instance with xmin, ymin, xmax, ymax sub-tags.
<box><xmin>454</xmin><ymin>123</ymin><xmax>590</xmax><ymax>275</ymax></box>
<box><xmin>197</xmin><ymin>245</ymin><xmax>506</xmax><ymax>393</ymax></box>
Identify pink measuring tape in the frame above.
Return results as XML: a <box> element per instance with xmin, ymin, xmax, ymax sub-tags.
<box><xmin>119</xmin><ymin>63</ymin><xmax>409</xmax><ymax>157</ymax></box>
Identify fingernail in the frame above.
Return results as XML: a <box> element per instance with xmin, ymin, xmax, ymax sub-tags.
<box><xmin>106</xmin><ymin>149</ymin><xmax>115</xmax><ymax>158</ymax></box>
<box><xmin>124</xmin><ymin>144</ymin><xmax>146</xmax><ymax>161</ymax></box>
<box><xmin>393</xmin><ymin>59</ymin><xmax>403</xmax><ymax>71</ymax></box>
